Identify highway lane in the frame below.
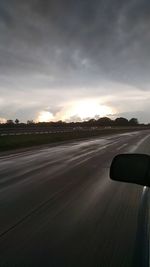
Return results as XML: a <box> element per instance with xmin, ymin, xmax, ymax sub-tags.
<box><xmin>0</xmin><ymin>130</ymin><xmax>150</xmax><ymax>266</ymax></box>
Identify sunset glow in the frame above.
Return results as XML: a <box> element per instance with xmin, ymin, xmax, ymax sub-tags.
<box><xmin>36</xmin><ymin>99</ymin><xmax>114</xmax><ymax>122</ymax></box>
<box><xmin>37</xmin><ymin>111</ymin><xmax>54</xmax><ymax>122</ymax></box>
<box><xmin>68</xmin><ymin>100</ymin><xmax>113</xmax><ymax>120</ymax></box>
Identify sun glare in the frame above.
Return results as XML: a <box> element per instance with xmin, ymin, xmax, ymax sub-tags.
<box><xmin>37</xmin><ymin>100</ymin><xmax>114</xmax><ymax>122</ymax></box>
<box><xmin>61</xmin><ymin>99</ymin><xmax>114</xmax><ymax>121</ymax></box>
<box><xmin>0</xmin><ymin>117</ymin><xmax>6</xmax><ymax>123</ymax></box>
<box><xmin>37</xmin><ymin>111</ymin><xmax>54</xmax><ymax>122</ymax></box>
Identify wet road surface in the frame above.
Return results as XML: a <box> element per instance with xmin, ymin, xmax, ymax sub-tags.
<box><xmin>0</xmin><ymin>131</ymin><xmax>150</xmax><ymax>267</ymax></box>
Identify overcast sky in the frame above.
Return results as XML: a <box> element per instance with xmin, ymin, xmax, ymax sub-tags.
<box><xmin>0</xmin><ymin>0</ymin><xmax>150</xmax><ymax>123</ymax></box>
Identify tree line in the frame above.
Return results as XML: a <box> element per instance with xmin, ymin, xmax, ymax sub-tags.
<box><xmin>0</xmin><ymin>117</ymin><xmax>141</xmax><ymax>127</ymax></box>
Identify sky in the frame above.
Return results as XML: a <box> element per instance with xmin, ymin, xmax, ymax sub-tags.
<box><xmin>0</xmin><ymin>0</ymin><xmax>150</xmax><ymax>123</ymax></box>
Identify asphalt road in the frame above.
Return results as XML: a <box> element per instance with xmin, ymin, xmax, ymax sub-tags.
<box><xmin>0</xmin><ymin>130</ymin><xmax>150</xmax><ymax>267</ymax></box>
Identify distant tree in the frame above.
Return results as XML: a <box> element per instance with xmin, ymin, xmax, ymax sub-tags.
<box><xmin>6</xmin><ymin>119</ymin><xmax>14</xmax><ymax>125</ymax></box>
<box><xmin>115</xmin><ymin>117</ymin><xmax>128</xmax><ymax>126</ymax></box>
<box><xmin>88</xmin><ymin>119</ymin><xmax>96</xmax><ymax>123</ymax></box>
<box><xmin>27</xmin><ymin>120</ymin><xmax>34</xmax><ymax>125</ymax></box>
<box><xmin>129</xmin><ymin>118</ymin><xmax>139</xmax><ymax>125</ymax></box>
<box><xmin>15</xmin><ymin>119</ymin><xmax>19</xmax><ymax>124</ymax></box>
<box><xmin>97</xmin><ymin>117</ymin><xmax>112</xmax><ymax>126</ymax></box>
<box><xmin>55</xmin><ymin>120</ymin><xmax>66</xmax><ymax>127</ymax></box>
<box><xmin>87</xmin><ymin>119</ymin><xmax>96</xmax><ymax>126</ymax></box>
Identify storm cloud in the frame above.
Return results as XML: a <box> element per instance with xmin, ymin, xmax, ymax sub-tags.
<box><xmin>0</xmin><ymin>0</ymin><xmax>150</xmax><ymax>122</ymax></box>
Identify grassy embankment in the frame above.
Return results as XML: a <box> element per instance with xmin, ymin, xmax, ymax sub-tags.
<box><xmin>0</xmin><ymin>127</ymin><xmax>148</xmax><ymax>152</ymax></box>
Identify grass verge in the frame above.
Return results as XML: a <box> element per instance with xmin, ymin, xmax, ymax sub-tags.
<box><xmin>0</xmin><ymin>128</ymin><xmax>145</xmax><ymax>152</ymax></box>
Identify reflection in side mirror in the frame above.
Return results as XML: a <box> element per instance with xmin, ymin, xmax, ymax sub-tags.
<box><xmin>110</xmin><ymin>154</ymin><xmax>150</xmax><ymax>187</ymax></box>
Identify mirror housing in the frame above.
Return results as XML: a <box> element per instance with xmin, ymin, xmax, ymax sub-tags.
<box><xmin>110</xmin><ymin>154</ymin><xmax>150</xmax><ymax>187</ymax></box>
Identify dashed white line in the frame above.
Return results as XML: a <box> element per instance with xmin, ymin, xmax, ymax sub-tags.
<box><xmin>116</xmin><ymin>143</ymin><xmax>128</xmax><ymax>151</ymax></box>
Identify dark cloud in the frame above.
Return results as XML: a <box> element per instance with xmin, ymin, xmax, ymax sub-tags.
<box><xmin>0</xmin><ymin>0</ymin><xmax>150</xmax><ymax>122</ymax></box>
<box><xmin>0</xmin><ymin>0</ymin><xmax>150</xmax><ymax>84</ymax></box>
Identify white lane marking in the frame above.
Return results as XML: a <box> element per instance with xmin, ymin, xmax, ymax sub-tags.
<box><xmin>129</xmin><ymin>134</ymin><xmax>150</xmax><ymax>152</ymax></box>
<box><xmin>116</xmin><ymin>143</ymin><xmax>128</xmax><ymax>151</ymax></box>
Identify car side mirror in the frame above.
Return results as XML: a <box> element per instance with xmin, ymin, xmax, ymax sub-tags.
<box><xmin>110</xmin><ymin>154</ymin><xmax>150</xmax><ymax>187</ymax></box>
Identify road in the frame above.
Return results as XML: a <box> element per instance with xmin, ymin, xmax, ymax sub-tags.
<box><xmin>0</xmin><ymin>130</ymin><xmax>150</xmax><ymax>267</ymax></box>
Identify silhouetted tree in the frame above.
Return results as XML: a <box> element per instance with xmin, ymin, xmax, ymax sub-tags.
<box><xmin>115</xmin><ymin>117</ymin><xmax>128</xmax><ymax>126</ymax></box>
<box><xmin>15</xmin><ymin>119</ymin><xmax>19</xmax><ymax>124</ymax></box>
<box><xmin>129</xmin><ymin>118</ymin><xmax>138</xmax><ymax>125</ymax></box>
<box><xmin>6</xmin><ymin>119</ymin><xmax>14</xmax><ymax>125</ymax></box>
<box><xmin>27</xmin><ymin>120</ymin><xmax>34</xmax><ymax>125</ymax></box>
<box><xmin>87</xmin><ymin>119</ymin><xmax>96</xmax><ymax>126</ymax></box>
<box><xmin>97</xmin><ymin>117</ymin><xmax>112</xmax><ymax>126</ymax></box>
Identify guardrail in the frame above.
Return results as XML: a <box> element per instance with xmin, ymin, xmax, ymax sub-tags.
<box><xmin>0</xmin><ymin>127</ymin><xmax>78</xmax><ymax>136</ymax></box>
<box><xmin>0</xmin><ymin>126</ymin><xmax>149</xmax><ymax>136</ymax></box>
